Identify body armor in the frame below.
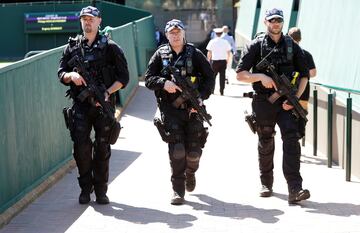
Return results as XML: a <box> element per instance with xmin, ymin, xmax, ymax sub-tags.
<box><xmin>66</xmin><ymin>34</ymin><xmax>114</xmax><ymax>100</ymax></box>
<box><xmin>253</xmin><ymin>34</ymin><xmax>295</xmax><ymax>93</ymax></box>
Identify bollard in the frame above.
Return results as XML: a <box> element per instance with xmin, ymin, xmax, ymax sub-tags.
<box><xmin>327</xmin><ymin>92</ymin><xmax>333</xmax><ymax>168</ymax></box>
<box><xmin>345</xmin><ymin>95</ymin><xmax>352</xmax><ymax>181</ymax></box>
<box><xmin>313</xmin><ymin>89</ymin><xmax>318</xmax><ymax>156</ymax></box>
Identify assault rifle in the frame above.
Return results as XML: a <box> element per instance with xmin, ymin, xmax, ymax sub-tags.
<box><xmin>256</xmin><ymin>58</ymin><xmax>308</xmax><ymax>122</ymax></box>
<box><xmin>68</xmin><ymin>55</ymin><xmax>115</xmax><ymax>120</ymax></box>
<box><xmin>167</xmin><ymin>66</ymin><xmax>212</xmax><ymax>126</ymax></box>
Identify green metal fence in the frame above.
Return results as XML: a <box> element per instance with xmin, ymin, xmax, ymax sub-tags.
<box><xmin>311</xmin><ymin>83</ymin><xmax>360</xmax><ymax>181</ymax></box>
<box><xmin>0</xmin><ymin>48</ymin><xmax>72</xmax><ymax>214</ymax></box>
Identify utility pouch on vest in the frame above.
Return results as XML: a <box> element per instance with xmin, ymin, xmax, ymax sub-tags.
<box><xmin>109</xmin><ymin>120</ymin><xmax>121</xmax><ymax>145</ymax></box>
<box><xmin>62</xmin><ymin>107</ymin><xmax>74</xmax><ymax>131</ymax></box>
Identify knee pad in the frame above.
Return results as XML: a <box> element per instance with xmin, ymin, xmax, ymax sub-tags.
<box><xmin>172</xmin><ymin>143</ymin><xmax>186</xmax><ymax>160</ymax></box>
<box><xmin>187</xmin><ymin>151</ymin><xmax>201</xmax><ymax>162</ymax></box>
<box><xmin>257</xmin><ymin>126</ymin><xmax>276</xmax><ymax>139</ymax></box>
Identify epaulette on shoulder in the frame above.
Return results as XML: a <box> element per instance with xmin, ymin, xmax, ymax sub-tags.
<box><xmin>68</xmin><ymin>35</ymin><xmax>80</xmax><ymax>47</ymax></box>
<box><xmin>98</xmin><ymin>34</ymin><xmax>109</xmax><ymax>49</ymax></box>
<box><xmin>254</xmin><ymin>31</ymin><xmax>266</xmax><ymax>40</ymax></box>
<box><xmin>158</xmin><ymin>44</ymin><xmax>171</xmax><ymax>52</ymax></box>
<box><xmin>157</xmin><ymin>44</ymin><xmax>170</xmax><ymax>51</ymax></box>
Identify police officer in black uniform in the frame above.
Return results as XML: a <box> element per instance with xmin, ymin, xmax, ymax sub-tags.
<box><xmin>57</xmin><ymin>6</ymin><xmax>129</xmax><ymax>204</ymax></box>
<box><xmin>236</xmin><ymin>8</ymin><xmax>311</xmax><ymax>204</ymax></box>
<box><xmin>145</xmin><ymin>19</ymin><xmax>215</xmax><ymax>205</ymax></box>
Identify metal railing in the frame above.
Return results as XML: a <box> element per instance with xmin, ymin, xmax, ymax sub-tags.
<box><xmin>24</xmin><ymin>50</ymin><xmax>46</xmax><ymax>59</ymax></box>
<box><xmin>311</xmin><ymin>82</ymin><xmax>360</xmax><ymax>181</ymax></box>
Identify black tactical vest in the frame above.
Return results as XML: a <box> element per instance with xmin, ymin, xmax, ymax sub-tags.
<box><xmin>68</xmin><ymin>34</ymin><xmax>108</xmax><ymax>79</ymax></box>
<box><xmin>158</xmin><ymin>43</ymin><xmax>200</xmax><ymax>88</ymax></box>
<box><xmin>155</xmin><ymin>43</ymin><xmax>202</xmax><ymax>104</ymax></box>
<box><xmin>253</xmin><ymin>33</ymin><xmax>295</xmax><ymax>93</ymax></box>
<box><xmin>258</xmin><ymin>33</ymin><xmax>294</xmax><ymax>75</ymax></box>
<box><xmin>67</xmin><ymin>34</ymin><xmax>116</xmax><ymax>100</ymax></box>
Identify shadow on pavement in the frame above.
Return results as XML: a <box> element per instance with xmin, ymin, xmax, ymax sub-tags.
<box><xmin>274</xmin><ymin>193</ymin><xmax>360</xmax><ymax>217</ymax></box>
<box><xmin>0</xmin><ymin>150</ymin><xmax>141</xmax><ymax>233</ymax></box>
<box><xmin>123</xmin><ymin>85</ymin><xmax>157</xmax><ymax>122</ymax></box>
<box><xmin>92</xmin><ymin>202</ymin><xmax>197</xmax><ymax>229</ymax></box>
<box><xmin>187</xmin><ymin>194</ymin><xmax>284</xmax><ymax>223</ymax></box>
<box><xmin>108</xmin><ymin>149</ymin><xmax>142</xmax><ymax>183</ymax></box>
<box><xmin>300</xmin><ymin>154</ymin><xmax>329</xmax><ymax>166</ymax></box>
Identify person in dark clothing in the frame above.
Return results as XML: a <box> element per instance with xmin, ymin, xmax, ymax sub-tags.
<box><xmin>288</xmin><ymin>27</ymin><xmax>317</xmax><ymax>110</ymax></box>
<box><xmin>145</xmin><ymin>19</ymin><xmax>215</xmax><ymax>205</ymax></box>
<box><xmin>236</xmin><ymin>8</ymin><xmax>311</xmax><ymax>204</ymax></box>
<box><xmin>57</xmin><ymin>6</ymin><xmax>129</xmax><ymax>205</ymax></box>
<box><xmin>288</xmin><ymin>27</ymin><xmax>316</xmax><ymax>142</ymax></box>
<box><xmin>155</xmin><ymin>26</ymin><xmax>168</xmax><ymax>47</ymax></box>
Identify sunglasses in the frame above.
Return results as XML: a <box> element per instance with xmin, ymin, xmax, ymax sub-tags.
<box><xmin>268</xmin><ymin>18</ymin><xmax>284</xmax><ymax>23</ymax></box>
<box><xmin>165</xmin><ymin>20</ymin><xmax>184</xmax><ymax>31</ymax></box>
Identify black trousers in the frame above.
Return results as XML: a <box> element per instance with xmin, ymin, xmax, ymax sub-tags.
<box><xmin>162</xmin><ymin>106</ymin><xmax>207</xmax><ymax>195</ymax></box>
<box><xmin>211</xmin><ymin>60</ymin><xmax>227</xmax><ymax>95</ymax></box>
<box><xmin>252</xmin><ymin>95</ymin><xmax>303</xmax><ymax>192</ymax></box>
<box><xmin>70</xmin><ymin>102</ymin><xmax>114</xmax><ymax>195</ymax></box>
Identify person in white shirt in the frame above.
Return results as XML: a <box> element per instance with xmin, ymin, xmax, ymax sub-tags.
<box><xmin>206</xmin><ymin>27</ymin><xmax>231</xmax><ymax>95</ymax></box>
<box><xmin>222</xmin><ymin>25</ymin><xmax>236</xmax><ymax>55</ymax></box>
<box><xmin>221</xmin><ymin>25</ymin><xmax>237</xmax><ymax>84</ymax></box>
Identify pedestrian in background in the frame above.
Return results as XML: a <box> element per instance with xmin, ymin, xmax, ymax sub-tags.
<box><xmin>206</xmin><ymin>27</ymin><xmax>231</xmax><ymax>95</ymax></box>
<box><xmin>288</xmin><ymin>27</ymin><xmax>316</xmax><ymax>142</ymax></box>
<box><xmin>288</xmin><ymin>27</ymin><xmax>317</xmax><ymax>110</ymax></box>
<box><xmin>222</xmin><ymin>25</ymin><xmax>237</xmax><ymax>64</ymax></box>
<box><xmin>221</xmin><ymin>25</ymin><xmax>237</xmax><ymax>83</ymax></box>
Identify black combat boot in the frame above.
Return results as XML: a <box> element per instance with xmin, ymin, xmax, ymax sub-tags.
<box><xmin>185</xmin><ymin>173</ymin><xmax>196</xmax><ymax>192</ymax></box>
<box><xmin>78</xmin><ymin>176</ymin><xmax>93</xmax><ymax>204</ymax></box>
<box><xmin>288</xmin><ymin>189</ymin><xmax>310</xmax><ymax>204</ymax></box>
<box><xmin>95</xmin><ymin>185</ymin><xmax>109</xmax><ymax>204</ymax></box>
<box><xmin>79</xmin><ymin>190</ymin><xmax>91</xmax><ymax>204</ymax></box>
<box><xmin>259</xmin><ymin>185</ymin><xmax>273</xmax><ymax>197</ymax></box>
<box><xmin>96</xmin><ymin>193</ymin><xmax>110</xmax><ymax>204</ymax></box>
<box><xmin>171</xmin><ymin>191</ymin><xmax>185</xmax><ymax>205</ymax></box>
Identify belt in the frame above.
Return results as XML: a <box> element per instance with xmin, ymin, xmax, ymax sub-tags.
<box><xmin>253</xmin><ymin>93</ymin><xmax>270</xmax><ymax>101</ymax></box>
